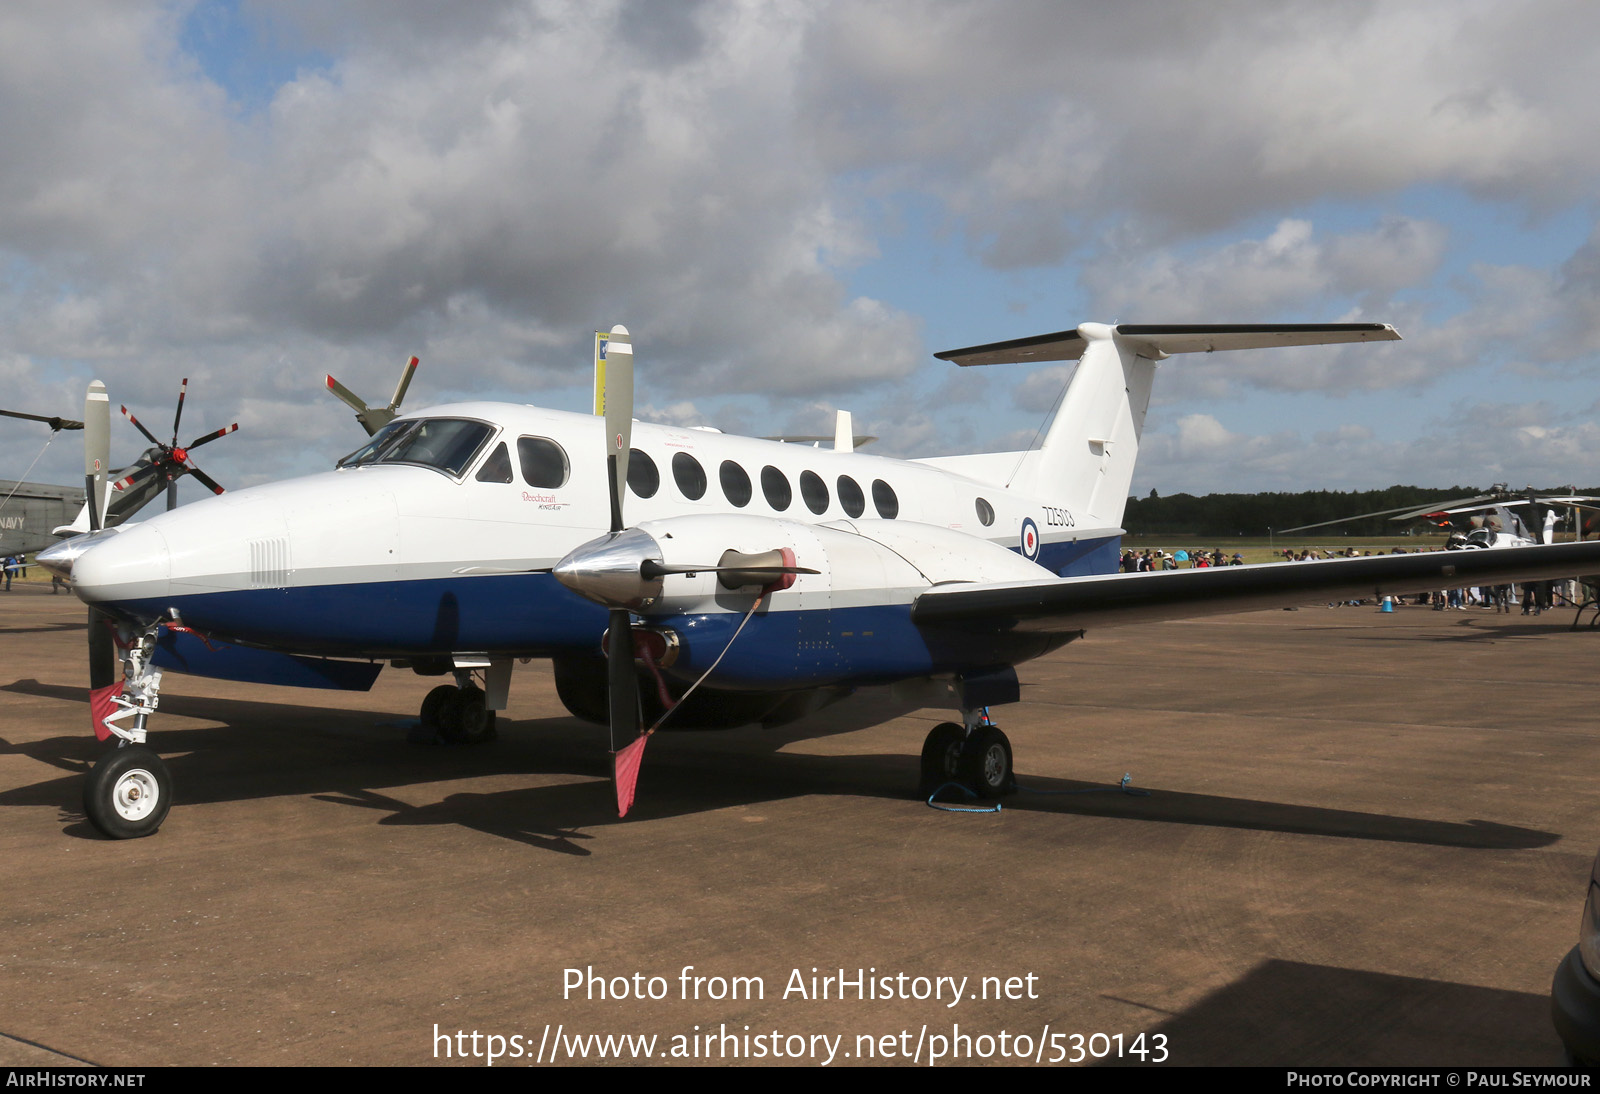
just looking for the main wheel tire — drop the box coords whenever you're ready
[83,745,172,839]
[441,684,496,744]
[420,685,456,732]
[919,722,967,794]
[958,726,1014,798]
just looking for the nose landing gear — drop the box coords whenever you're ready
[84,744,173,839]
[84,620,172,839]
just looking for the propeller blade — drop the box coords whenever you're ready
[120,404,164,449]
[185,422,239,450]
[603,325,633,534]
[185,463,226,496]
[87,607,121,741]
[1278,495,1497,534]
[639,560,820,581]
[325,374,370,416]
[388,356,419,412]
[606,606,640,750]
[0,408,83,430]
[85,381,109,532]
[171,377,187,445]
[112,462,161,494]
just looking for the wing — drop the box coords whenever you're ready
[912,542,1600,634]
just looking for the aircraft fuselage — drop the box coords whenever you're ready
[66,401,1111,687]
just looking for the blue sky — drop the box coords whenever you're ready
[3,0,1600,499]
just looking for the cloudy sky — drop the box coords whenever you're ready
[3,0,1599,501]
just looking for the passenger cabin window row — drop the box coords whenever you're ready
[632,448,903,520]
[451,433,994,528]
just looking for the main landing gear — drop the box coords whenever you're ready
[919,709,1015,799]
[416,671,498,745]
[84,621,172,839]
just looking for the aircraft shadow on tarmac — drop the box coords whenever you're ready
[0,621,89,636]
[0,678,1558,853]
[1096,959,1556,1067]
[1303,618,1594,643]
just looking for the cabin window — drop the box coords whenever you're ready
[376,418,494,477]
[872,479,899,519]
[475,442,514,484]
[975,497,995,526]
[800,470,829,515]
[518,436,570,488]
[720,461,752,507]
[672,452,706,500]
[627,449,660,498]
[760,466,792,511]
[837,475,865,518]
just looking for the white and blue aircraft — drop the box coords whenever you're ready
[41,322,1600,838]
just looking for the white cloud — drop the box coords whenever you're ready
[1134,400,1600,496]
[4,1,1600,493]
[1085,217,1450,321]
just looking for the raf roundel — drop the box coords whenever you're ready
[1020,517,1040,561]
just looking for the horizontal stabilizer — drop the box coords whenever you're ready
[936,323,1399,367]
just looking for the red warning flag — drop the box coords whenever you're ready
[613,733,651,818]
[89,682,123,741]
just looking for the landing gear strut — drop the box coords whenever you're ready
[416,672,498,744]
[85,620,171,839]
[918,709,1014,799]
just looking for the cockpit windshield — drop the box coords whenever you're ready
[337,420,411,468]
[336,418,495,477]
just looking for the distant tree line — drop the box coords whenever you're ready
[1123,486,1599,538]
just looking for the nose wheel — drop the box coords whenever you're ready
[83,744,172,839]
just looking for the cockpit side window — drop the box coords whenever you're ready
[378,418,494,477]
[518,436,570,488]
[337,419,414,468]
[474,441,514,484]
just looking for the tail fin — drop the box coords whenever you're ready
[936,322,1399,526]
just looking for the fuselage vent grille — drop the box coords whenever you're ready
[249,537,290,588]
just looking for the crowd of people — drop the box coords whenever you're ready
[1120,548,1245,571]
[1120,542,1575,613]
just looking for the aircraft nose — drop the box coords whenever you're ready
[70,522,172,605]
[36,530,122,581]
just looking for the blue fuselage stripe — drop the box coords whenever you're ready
[107,534,1119,686]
